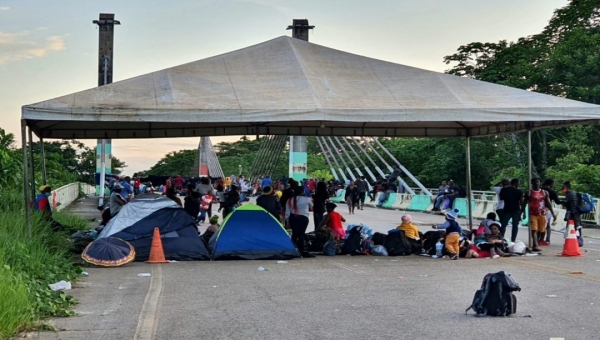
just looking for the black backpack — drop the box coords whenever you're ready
[466,271,521,316]
[372,232,387,246]
[341,226,365,256]
[384,230,413,256]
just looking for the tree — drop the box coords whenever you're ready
[146,149,197,177]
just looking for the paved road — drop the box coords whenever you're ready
[32,197,600,340]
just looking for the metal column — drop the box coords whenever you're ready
[93,13,120,197]
[287,19,314,181]
[527,128,533,248]
[40,137,47,185]
[27,127,35,200]
[466,137,473,230]
[21,121,32,238]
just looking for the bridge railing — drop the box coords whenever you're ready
[408,187,600,225]
[50,182,96,212]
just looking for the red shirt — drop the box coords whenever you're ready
[528,189,547,215]
[174,177,183,188]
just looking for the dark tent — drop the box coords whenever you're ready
[99,194,210,261]
[209,204,299,260]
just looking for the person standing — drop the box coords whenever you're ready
[109,183,127,217]
[285,186,314,258]
[499,178,523,242]
[184,187,201,221]
[256,186,282,220]
[221,184,240,218]
[174,175,184,192]
[562,181,583,237]
[133,173,141,196]
[540,179,563,245]
[355,176,368,210]
[344,182,359,214]
[119,176,134,201]
[312,181,330,229]
[522,178,555,252]
[198,190,214,223]
[493,179,510,222]
[196,177,214,217]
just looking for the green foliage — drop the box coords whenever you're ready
[0,189,85,338]
[146,149,197,177]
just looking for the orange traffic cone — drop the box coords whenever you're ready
[145,227,168,263]
[559,220,581,257]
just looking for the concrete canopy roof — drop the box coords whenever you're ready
[22,36,600,139]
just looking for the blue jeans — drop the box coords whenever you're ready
[198,209,207,222]
[434,195,444,209]
[500,210,521,242]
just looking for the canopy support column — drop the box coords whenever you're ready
[21,121,32,239]
[40,137,47,185]
[27,127,35,200]
[466,136,473,230]
[99,139,107,206]
[527,127,533,249]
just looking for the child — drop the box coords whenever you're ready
[318,202,346,239]
[475,222,509,258]
[432,208,462,260]
[202,215,220,245]
[397,214,422,253]
[198,189,214,223]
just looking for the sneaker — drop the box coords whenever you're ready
[492,254,500,259]
[450,254,458,260]
[538,241,550,246]
[532,247,542,252]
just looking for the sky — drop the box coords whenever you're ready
[0,0,568,173]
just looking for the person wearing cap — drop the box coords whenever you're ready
[256,186,282,220]
[432,209,462,260]
[201,215,221,244]
[317,202,346,239]
[397,214,420,241]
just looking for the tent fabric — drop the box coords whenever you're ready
[209,204,299,260]
[99,194,210,261]
[22,36,600,139]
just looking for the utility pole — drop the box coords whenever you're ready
[93,13,120,204]
[286,19,314,181]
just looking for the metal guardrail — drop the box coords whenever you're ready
[410,187,599,225]
[50,182,95,212]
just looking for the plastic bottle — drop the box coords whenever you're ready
[435,240,443,257]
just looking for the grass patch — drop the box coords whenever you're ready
[0,189,89,339]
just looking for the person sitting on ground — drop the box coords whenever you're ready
[165,187,182,207]
[109,183,127,218]
[34,185,65,231]
[318,202,347,240]
[458,237,479,258]
[256,186,282,220]
[474,222,509,258]
[431,208,462,260]
[397,214,422,253]
[201,215,220,245]
[477,212,498,236]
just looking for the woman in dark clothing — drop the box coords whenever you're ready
[221,184,240,218]
[312,181,329,229]
[256,186,282,220]
[344,182,359,214]
[279,179,299,224]
[183,185,201,220]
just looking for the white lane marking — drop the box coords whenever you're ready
[134,265,164,340]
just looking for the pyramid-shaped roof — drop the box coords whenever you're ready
[22,36,600,138]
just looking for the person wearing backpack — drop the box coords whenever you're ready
[522,178,556,252]
[431,208,462,260]
[561,181,583,237]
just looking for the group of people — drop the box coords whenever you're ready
[494,177,583,252]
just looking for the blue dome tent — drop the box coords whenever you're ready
[209,205,299,260]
